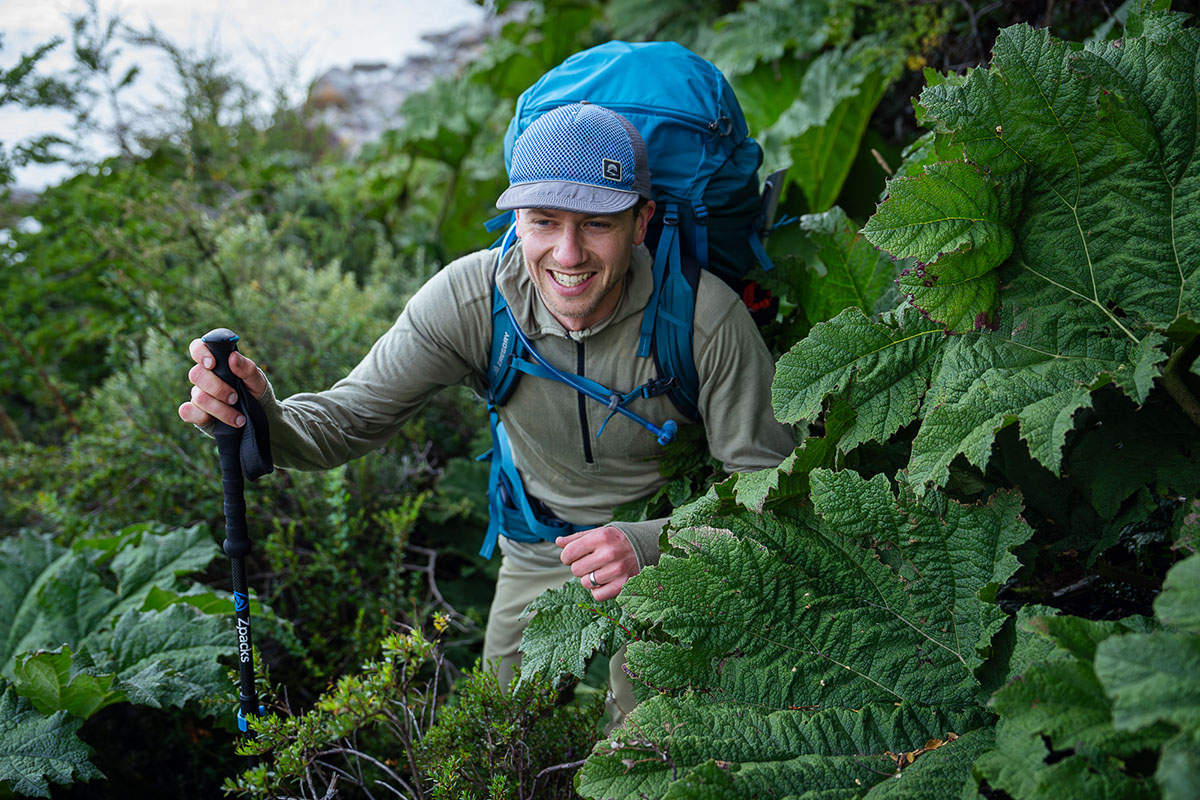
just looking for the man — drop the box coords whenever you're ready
[180,103,793,713]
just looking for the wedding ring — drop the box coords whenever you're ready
[588,570,599,588]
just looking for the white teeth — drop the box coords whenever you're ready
[552,271,593,287]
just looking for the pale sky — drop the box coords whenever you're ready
[0,0,487,187]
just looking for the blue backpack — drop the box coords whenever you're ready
[477,41,784,558]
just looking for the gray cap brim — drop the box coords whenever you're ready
[495,180,639,214]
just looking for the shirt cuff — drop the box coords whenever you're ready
[608,518,668,569]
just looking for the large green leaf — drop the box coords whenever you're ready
[86,604,230,710]
[518,580,632,683]
[726,397,854,514]
[795,17,1200,491]
[914,21,1199,333]
[908,302,1139,487]
[1095,630,1200,732]
[578,695,993,800]
[10,647,118,719]
[1154,550,1200,633]
[1094,554,1200,733]
[706,0,846,78]
[0,534,67,664]
[1158,730,1200,800]
[619,471,1030,709]
[772,305,948,448]
[765,38,902,212]
[862,160,1013,332]
[108,523,218,613]
[976,717,1159,800]
[794,206,902,326]
[0,685,102,798]
[575,472,1029,796]
[1,525,218,672]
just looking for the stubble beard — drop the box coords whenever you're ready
[528,254,624,327]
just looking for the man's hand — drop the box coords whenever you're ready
[178,338,267,429]
[557,526,640,602]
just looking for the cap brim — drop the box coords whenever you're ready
[496,180,638,214]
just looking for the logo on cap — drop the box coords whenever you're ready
[602,158,622,182]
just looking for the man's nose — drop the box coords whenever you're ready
[553,226,585,267]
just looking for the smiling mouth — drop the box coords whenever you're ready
[551,270,595,288]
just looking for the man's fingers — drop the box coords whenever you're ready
[178,401,211,426]
[229,351,267,398]
[188,338,215,368]
[185,384,245,428]
[559,526,619,565]
[555,530,587,548]
[587,576,627,602]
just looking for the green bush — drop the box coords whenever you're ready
[523,8,1200,799]
[222,619,603,800]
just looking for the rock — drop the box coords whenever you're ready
[306,4,529,155]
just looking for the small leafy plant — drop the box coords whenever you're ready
[223,615,604,800]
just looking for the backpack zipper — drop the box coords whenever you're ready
[576,341,595,465]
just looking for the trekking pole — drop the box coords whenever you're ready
[201,328,273,753]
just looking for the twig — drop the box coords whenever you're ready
[524,759,588,800]
[0,402,21,442]
[320,747,417,799]
[871,149,893,177]
[372,780,407,799]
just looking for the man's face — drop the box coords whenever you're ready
[515,202,655,332]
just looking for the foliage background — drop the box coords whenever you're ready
[1,1,1196,798]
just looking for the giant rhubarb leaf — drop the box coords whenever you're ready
[788,16,1200,489]
[518,580,633,683]
[794,206,902,326]
[578,696,994,800]
[910,20,1199,332]
[0,686,102,798]
[1095,552,1200,732]
[573,471,1029,796]
[773,305,948,449]
[862,160,1013,333]
[1,524,218,671]
[1,526,233,718]
[766,38,902,213]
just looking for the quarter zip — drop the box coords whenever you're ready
[576,342,595,465]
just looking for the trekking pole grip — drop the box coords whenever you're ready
[201,328,252,560]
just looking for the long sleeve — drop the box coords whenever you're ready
[259,250,495,470]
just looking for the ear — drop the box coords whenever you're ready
[632,200,656,246]
[513,208,523,239]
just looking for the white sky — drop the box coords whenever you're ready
[0,0,487,187]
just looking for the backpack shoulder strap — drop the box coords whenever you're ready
[641,202,702,422]
[487,225,524,407]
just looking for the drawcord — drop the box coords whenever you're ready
[503,304,677,445]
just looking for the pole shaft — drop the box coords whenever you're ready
[215,426,259,737]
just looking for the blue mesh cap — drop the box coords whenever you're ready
[496,103,652,214]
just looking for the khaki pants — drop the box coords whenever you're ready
[483,555,637,729]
